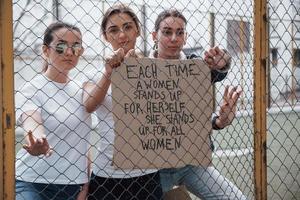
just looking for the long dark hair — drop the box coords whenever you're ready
[154,9,187,32]
[101,4,140,36]
[42,22,81,72]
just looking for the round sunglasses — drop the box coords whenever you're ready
[50,42,83,56]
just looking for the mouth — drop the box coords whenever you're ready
[119,41,129,47]
[63,59,73,63]
[168,46,180,50]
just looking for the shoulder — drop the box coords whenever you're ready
[18,74,46,92]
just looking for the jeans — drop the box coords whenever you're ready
[16,180,83,200]
[159,165,248,200]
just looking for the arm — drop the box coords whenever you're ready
[83,48,137,113]
[76,149,92,200]
[83,71,112,113]
[21,110,52,157]
[83,48,126,113]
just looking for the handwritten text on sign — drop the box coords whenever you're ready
[112,58,213,169]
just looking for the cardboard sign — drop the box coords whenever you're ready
[112,57,213,169]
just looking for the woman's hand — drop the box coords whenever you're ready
[204,46,231,70]
[76,183,89,200]
[23,130,53,157]
[125,49,138,58]
[216,86,242,129]
[104,48,125,77]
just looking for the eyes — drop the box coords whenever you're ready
[52,42,83,56]
[106,23,136,36]
[161,29,185,37]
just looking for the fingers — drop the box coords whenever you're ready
[125,49,137,58]
[228,86,236,99]
[204,47,224,67]
[204,51,214,66]
[23,135,52,157]
[27,130,35,145]
[222,85,243,108]
[213,46,223,55]
[42,137,53,157]
[45,147,53,157]
[218,85,243,128]
[105,48,125,68]
[23,144,30,151]
[232,87,242,103]
[204,46,231,70]
[223,85,229,99]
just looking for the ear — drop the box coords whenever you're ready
[183,32,188,45]
[42,45,50,58]
[75,47,84,57]
[103,32,108,42]
[136,28,141,37]
[152,31,157,42]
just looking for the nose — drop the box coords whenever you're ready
[118,29,127,39]
[171,32,177,42]
[65,47,74,56]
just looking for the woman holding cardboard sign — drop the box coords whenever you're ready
[151,9,248,200]
[82,3,245,200]
[83,4,163,200]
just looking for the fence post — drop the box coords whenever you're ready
[253,0,268,199]
[0,1,3,197]
[0,0,15,199]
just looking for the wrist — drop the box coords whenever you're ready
[103,70,112,80]
[212,115,224,130]
[215,49,231,72]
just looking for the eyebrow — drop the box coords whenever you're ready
[161,27,185,31]
[57,39,67,43]
[106,21,135,30]
[56,39,80,44]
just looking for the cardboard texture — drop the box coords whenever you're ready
[112,57,213,169]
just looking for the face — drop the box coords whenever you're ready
[152,16,187,59]
[104,13,140,54]
[43,27,83,72]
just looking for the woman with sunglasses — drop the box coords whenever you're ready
[151,9,248,200]
[15,22,91,200]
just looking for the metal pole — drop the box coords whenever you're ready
[53,0,60,21]
[142,4,147,55]
[209,12,216,110]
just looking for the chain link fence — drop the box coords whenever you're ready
[11,0,299,199]
[266,0,300,199]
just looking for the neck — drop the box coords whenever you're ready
[44,66,70,83]
[156,50,180,59]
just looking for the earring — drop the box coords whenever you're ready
[152,41,158,50]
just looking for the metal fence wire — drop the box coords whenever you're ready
[11,0,299,199]
[267,0,300,199]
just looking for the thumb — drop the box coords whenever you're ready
[125,49,136,58]
[116,48,125,57]
[23,144,30,151]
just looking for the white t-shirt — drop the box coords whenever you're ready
[88,70,157,178]
[15,74,92,184]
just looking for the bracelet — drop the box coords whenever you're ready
[212,115,223,130]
